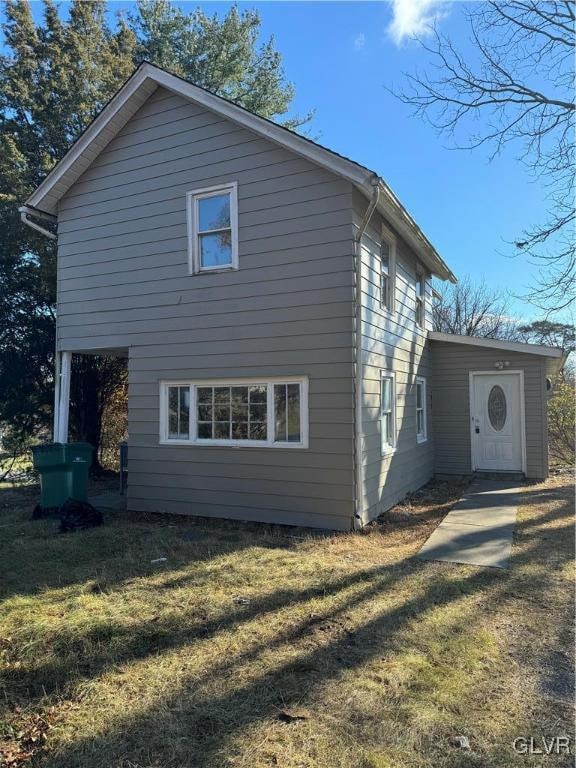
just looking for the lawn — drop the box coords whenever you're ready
[0,475,573,768]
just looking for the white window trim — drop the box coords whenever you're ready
[380,224,397,315]
[416,376,428,443]
[380,370,397,455]
[186,182,239,275]
[159,376,309,449]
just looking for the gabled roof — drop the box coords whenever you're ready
[25,61,456,282]
[429,331,564,358]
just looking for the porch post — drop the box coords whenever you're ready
[56,351,72,443]
[53,350,61,442]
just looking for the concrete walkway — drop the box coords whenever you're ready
[418,478,522,569]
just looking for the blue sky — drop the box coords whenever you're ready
[2,1,561,321]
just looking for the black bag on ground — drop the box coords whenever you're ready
[59,498,103,532]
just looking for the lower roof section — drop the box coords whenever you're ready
[428,331,563,359]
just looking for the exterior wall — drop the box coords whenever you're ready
[56,86,356,530]
[431,341,549,479]
[354,190,435,524]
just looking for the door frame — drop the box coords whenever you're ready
[468,370,527,474]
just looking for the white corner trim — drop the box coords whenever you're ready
[429,331,563,358]
[186,182,238,275]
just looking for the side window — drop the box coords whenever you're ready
[416,273,426,328]
[416,376,427,443]
[380,228,396,313]
[380,371,396,454]
[187,183,238,274]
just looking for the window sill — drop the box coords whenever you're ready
[192,264,237,275]
[416,435,428,444]
[159,439,308,449]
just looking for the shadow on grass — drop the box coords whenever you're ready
[2,482,568,767]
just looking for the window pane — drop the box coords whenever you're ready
[417,410,424,434]
[199,232,232,268]
[287,383,301,442]
[250,422,267,440]
[214,404,230,422]
[232,386,249,404]
[180,388,190,436]
[249,385,267,403]
[197,387,212,404]
[168,387,179,437]
[168,386,189,439]
[232,402,248,421]
[214,422,230,439]
[232,422,248,439]
[214,387,230,403]
[250,403,267,422]
[382,412,390,447]
[416,382,423,409]
[198,422,213,439]
[198,193,230,232]
[381,240,390,270]
[274,384,287,442]
[381,377,391,412]
[382,274,389,308]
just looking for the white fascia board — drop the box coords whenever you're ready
[429,331,563,358]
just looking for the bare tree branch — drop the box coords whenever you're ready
[395,1,576,315]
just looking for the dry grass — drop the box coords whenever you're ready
[0,475,573,768]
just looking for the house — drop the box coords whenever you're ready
[21,62,563,531]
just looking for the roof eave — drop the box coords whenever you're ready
[428,331,564,358]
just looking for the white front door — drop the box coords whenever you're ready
[471,373,524,472]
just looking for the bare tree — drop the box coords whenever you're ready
[397,1,575,313]
[433,276,520,338]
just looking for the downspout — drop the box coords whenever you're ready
[18,205,57,240]
[352,175,380,531]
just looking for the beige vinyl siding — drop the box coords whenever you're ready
[354,190,435,524]
[56,86,356,530]
[430,340,549,479]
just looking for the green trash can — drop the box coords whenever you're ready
[32,442,93,513]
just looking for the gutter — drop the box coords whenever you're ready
[18,205,57,240]
[352,174,380,531]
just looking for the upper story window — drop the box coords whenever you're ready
[160,377,308,448]
[380,227,396,313]
[187,183,238,274]
[416,273,426,327]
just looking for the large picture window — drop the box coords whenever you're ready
[160,377,308,448]
[187,183,238,274]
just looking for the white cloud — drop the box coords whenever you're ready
[387,0,451,45]
[353,32,366,51]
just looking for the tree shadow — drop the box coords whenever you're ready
[15,492,573,767]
